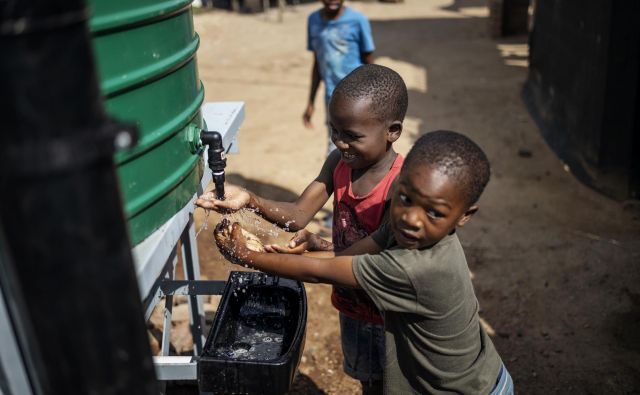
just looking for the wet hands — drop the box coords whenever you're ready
[196,184,250,212]
[214,219,252,265]
[214,219,247,264]
[264,229,332,254]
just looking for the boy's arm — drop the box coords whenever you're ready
[218,222,359,287]
[362,52,374,64]
[197,138,339,230]
[267,230,382,256]
[359,16,375,64]
[339,234,383,256]
[303,55,322,129]
[240,150,341,230]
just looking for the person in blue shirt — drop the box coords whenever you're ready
[303,0,376,156]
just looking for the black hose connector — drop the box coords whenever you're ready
[200,130,226,200]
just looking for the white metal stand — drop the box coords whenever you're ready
[131,101,245,384]
[0,285,32,395]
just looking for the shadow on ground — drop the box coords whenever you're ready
[287,373,327,394]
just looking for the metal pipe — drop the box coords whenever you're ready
[200,130,227,200]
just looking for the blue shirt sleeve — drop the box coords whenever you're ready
[307,14,314,51]
[359,16,375,54]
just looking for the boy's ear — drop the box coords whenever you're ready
[386,121,403,143]
[456,205,478,227]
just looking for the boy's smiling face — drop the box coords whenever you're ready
[390,163,477,249]
[329,95,400,170]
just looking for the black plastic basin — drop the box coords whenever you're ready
[198,271,307,394]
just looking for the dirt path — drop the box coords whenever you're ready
[190,1,640,393]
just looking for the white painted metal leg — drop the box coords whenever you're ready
[160,256,177,357]
[0,288,32,395]
[181,214,206,355]
[153,356,197,381]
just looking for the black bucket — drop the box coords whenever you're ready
[198,271,307,394]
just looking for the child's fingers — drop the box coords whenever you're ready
[265,244,295,254]
[201,191,216,200]
[195,198,218,209]
[289,231,308,248]
[196,193,230,211]
[230,222,243,238]
[213,218,229,238]
[271,243,307,254]
[216,200,242,212]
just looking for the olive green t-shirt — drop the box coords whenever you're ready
[352,223,502,394]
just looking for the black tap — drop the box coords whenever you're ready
[200,130,226,200]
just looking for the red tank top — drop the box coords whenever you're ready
[331,154,404,324]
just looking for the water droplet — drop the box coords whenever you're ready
[195,209,211,239]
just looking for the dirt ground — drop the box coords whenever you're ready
[168,1,640,393]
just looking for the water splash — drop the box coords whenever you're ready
[211,291,289,361]
[224,208,289,244]
[195,209,211,239]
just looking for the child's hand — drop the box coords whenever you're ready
[302,104,314,129]
[213,219,251,264]
[264,229,333,254]
[196,185,250,212]
[264,243,306,254]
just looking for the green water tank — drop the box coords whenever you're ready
[87,0,204,245]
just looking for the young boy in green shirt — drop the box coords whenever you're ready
[213,130,514,394]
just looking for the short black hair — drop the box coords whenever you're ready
[331,64,408,122]
[403,130,491,206]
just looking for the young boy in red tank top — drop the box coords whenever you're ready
[197,64,408,394]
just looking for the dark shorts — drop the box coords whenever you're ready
[339,313,385,382]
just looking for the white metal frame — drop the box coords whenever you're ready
[0,287,32,395]
[131,101,245,382]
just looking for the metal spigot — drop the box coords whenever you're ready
[200,130,226,200]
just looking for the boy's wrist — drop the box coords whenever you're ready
[245,250,275,272]
[310,234,333,251]
[246,191,260,211]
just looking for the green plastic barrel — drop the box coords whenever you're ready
[87,0,204,245]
